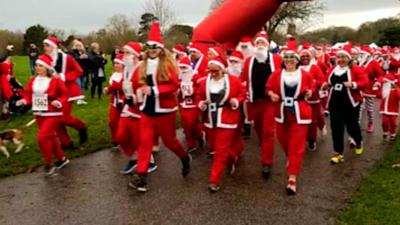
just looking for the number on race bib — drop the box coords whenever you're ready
[32,94,49,111]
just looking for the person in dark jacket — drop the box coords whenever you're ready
[88,42,107,99]
[71,40,91,104]
[28,43,39,75]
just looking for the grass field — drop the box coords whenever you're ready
[0,56,113,177]
[338,139,400,225]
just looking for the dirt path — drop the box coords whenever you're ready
[0,104,390,225]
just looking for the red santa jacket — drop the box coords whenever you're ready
[197,74,245,129]
[192,55,208,80]
[389,56,400,75]
[300,63,325,104]
[54,52,83,102]
[0,61,13,100]
[241,53,282,103]
[361,59,384,97]
[107,72,125,108]
[118,65,140,118]
[23,76,68,117]
[132,63,179,114]
[326,65,369,107]
[266,69,313,125]
[376,73,400,115]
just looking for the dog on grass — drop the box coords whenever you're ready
[0,129,24,158]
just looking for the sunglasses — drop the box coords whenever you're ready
[283,55,297,60]
[145,44,160,50]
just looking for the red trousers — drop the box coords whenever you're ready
[36,116,65,164]
[136,113,187,174]
[308,103,326,142]
[208,128,237,184]
[320,96,329,112]
[382,114,398,135]
[276,111,308,176]
[57,101,86,146]
[180,107,202,148]
[109,106,122,143]
[251,100,275,166]
[115,117,140,157]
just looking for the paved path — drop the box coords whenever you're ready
[0,104,391,225]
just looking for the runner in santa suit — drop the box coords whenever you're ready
[266,45,313,195]
[197,56,245,192]
[177,56,205,153]
[226,51,246,154]
[129,22,191,192]
[116,42,158,175]
[234,40,255,138]
[321,44,368,164]
[374,73,400,141]
[241,31,282,179]
[42,37,87,149]
[188,43,209,83]
[16,54,70,176]
[358,46,384,133]
[104,54,125,148]
[298,43,326,151]
[388,48,400,76]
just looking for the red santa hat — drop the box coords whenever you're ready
[173,44,186,55]
[229,51,244,62]
[360,46,372,56]
[36,54,54,70]
[254,31,269,44]
[282,43,300,60]
[188,42,204,54]
[299,42,314,56]
[113,54,125,66]
[208,56,227,70]
[238,37,254,46]
[123,42,141,57]
[383,73,398,83]
[43,37,59,49]
[178,56,192,69]
[147,22,164,48]
[208,46,224,57]
[337,44,353,59]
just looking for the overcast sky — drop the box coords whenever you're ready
[0,0,399,34]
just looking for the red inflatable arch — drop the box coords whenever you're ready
[192,0,305,50]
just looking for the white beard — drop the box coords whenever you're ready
[382,82,392,99]
[50,49,58,65]
[179,68,194,82]
[254,48,269,63]
[393,53,400,61]
[227,64,242,77]
[382,61,390,71]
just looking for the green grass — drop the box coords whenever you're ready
[338,140,400,225]
[0,56,113,177]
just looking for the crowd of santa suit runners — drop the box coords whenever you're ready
[2,21,400,195]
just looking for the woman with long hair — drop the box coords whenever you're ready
[129,22,191,192]
[16,54,70,176]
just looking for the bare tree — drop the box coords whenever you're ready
[266,1,325,36]
[143,0,176,30]
[210,0,226,11]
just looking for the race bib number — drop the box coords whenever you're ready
[123,81,133,97]
[181,82,193,97]
[32,94,48,111]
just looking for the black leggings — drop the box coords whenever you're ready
[329,105,362,154]
[91,77,103,99]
